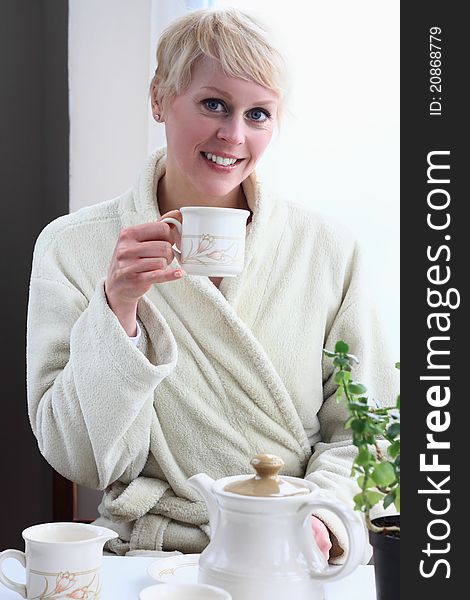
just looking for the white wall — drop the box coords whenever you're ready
[69,0,152,211]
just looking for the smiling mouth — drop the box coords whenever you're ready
[200,152,245,167]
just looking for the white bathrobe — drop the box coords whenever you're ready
[27,148,397,562]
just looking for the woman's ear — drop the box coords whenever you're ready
[150,78,164,123]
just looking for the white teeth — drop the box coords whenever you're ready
[204,152,237,166]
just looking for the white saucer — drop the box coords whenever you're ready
[147,554,200,583]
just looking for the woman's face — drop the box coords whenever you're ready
[160,56,279,201]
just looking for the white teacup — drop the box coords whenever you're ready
[140,583,232,600]
[161,206,250,277]
[0,522,117,599]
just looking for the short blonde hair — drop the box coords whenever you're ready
[151,8,287,116]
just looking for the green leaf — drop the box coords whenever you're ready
[394,486,400,512]
[323,349,336,358]
[389,440,400,459]
[365,424,385,440]
[351,419,366,434]
[346,353,360,364]
[356,475,365,489]
[383,489,396,509]
[347,382,367,395]
[353,493,366,512]
[366,490,384,508]
[396,394,400,409]
[349,401,369,412]
[334,371,347,384]
[395,362,400,370]
[371,462,396,486]
[387,423,400,439]
[356,447,372,466]
[335,341,349,353]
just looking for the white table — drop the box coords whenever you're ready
[0,556,376,599]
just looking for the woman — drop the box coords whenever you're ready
[27,9,396,563]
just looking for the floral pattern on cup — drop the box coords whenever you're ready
[183,234,243,266]
[30,569,101,600]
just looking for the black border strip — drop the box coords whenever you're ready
[401,3,466,596]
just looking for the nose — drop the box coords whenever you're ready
[216,116,245,145]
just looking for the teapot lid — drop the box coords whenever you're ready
[223,454,310,498]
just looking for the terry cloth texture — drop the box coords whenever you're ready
[27,148,398,564]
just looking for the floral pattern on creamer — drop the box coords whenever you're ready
[29,569,101,599]
[182,234,244,266]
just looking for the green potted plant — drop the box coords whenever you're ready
[323,341,400,600]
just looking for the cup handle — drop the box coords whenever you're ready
[0,549,27,598]
[300,496,366,583]
[160,217,182,263]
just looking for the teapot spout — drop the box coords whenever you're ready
[188,473,219,537]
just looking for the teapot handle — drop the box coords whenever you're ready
[301,497,366,583]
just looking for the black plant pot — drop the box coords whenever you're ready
[368,515,400,600]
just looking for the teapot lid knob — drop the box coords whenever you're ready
[223,454,310,497]
[250,454,284,478]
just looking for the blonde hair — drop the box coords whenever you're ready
[151,8,287,117]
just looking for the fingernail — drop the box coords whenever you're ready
[175,270,184,278]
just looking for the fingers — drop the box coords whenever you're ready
[106,219,185,308]
[158,209,182,223]
[125,240,174,262]
[310,516,332,561]
[122,257,171,274]
[317,536,332,560]
[142,268,185,284]
[128,221,177,243]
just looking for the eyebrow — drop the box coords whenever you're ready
[200,86,277,106]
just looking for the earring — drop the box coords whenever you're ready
[154,113,161,122]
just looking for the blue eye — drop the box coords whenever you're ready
[203,99,225,112]
[247,108,270,122]
[202,98,271,123]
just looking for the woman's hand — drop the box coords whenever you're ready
[310,516,332,561]
[105,211,183,335]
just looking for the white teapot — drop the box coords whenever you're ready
[188,454,365,600]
